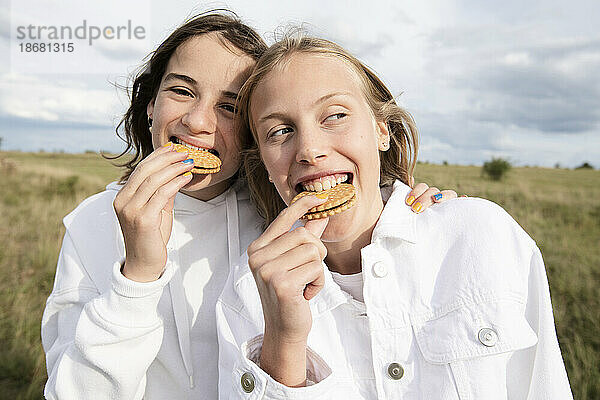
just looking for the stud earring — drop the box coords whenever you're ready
[268,175,273,183]
[381,141,390,151]
[148,116,153,132]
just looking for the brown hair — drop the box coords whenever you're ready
[238,35,419,226]
[105,10,267,183]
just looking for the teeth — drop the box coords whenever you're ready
[301,174,349,192]
[173,137,210,152]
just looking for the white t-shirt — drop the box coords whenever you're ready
[330,271,364,302]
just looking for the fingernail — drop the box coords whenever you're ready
[433,193,443,201]
[314,192,329,199]
[412,202,422,213]
[183,172,192,177]
[406,195,415,205]
[163,142,172,148]
[182,158,194,164]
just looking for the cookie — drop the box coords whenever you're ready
[291,183,356,220]
[172,143,221,174]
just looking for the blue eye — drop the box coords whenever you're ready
[270,126,294,138]
[325,112,346,121]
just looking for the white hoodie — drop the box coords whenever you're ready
[42,180,263,399]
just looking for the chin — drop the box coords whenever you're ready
[320,208,359,243]
[183,173,211,188]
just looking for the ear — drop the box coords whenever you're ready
[146,99,155,120]
[376,120,390,151]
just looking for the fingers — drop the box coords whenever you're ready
[250,195,328,252]
[250,227,327,270]
[405,182,429,206]
[144,172,193,217]
[409,186,440,213]
[432,190,458,203]
[303,217,329,239]
[289,261,325,301]
[128,159,194,211]
[260,259,325,303]
[410,187,459,213]
[116,145,190,205]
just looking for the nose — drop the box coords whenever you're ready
[295,126,327,164]
[181,101,217,134]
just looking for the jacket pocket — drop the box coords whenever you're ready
[412,298,538,400]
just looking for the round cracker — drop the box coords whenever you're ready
[291,183,356,219]
[304,194,356,220]
[172,143,222,170]
[191,166,221,174]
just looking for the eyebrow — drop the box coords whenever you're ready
[163,73,197,85]
[163,73,240,100]
[222,91,239,100]
[258,91,353,123]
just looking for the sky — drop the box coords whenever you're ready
[0,0,598,168]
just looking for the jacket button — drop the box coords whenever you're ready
[387,362,404,380]
[478,328,498,347]
[372,262,388,278]
[241,372,255,393]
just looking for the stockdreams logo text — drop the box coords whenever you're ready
[15,20,146,45]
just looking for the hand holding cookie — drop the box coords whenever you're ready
[247,194,329,386]
[114,143,195,282]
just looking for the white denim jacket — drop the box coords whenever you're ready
[217,181,573,399]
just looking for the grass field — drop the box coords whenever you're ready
[0,151,598,399]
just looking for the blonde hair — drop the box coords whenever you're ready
[237,35,419,226]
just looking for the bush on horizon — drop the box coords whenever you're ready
[482,157,511,181]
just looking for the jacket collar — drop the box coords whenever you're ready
[371,180,418,244]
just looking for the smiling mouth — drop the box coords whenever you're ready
[294,172,353,194]
[170,136,220,158]
[291,174,357,220]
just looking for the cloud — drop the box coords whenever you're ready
[0,6,10,40]
[423,22,600,134]
[1,0,597,168]
[0,73,121,128]
[0,114,111,130]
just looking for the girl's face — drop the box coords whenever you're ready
[148,33,255,200]
[250,53,389,243]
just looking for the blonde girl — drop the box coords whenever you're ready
[215,36,573,399]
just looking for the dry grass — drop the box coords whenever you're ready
[0,153,598,399]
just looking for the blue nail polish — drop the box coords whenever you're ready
[182,158,194,164]
[433,193,443,201]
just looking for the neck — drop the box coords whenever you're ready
[324,211,381,275]
[179,177,234,201]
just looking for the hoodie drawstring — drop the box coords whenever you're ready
[169,187,240,390]
[170,259,194,388]
[225,188,240,275]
